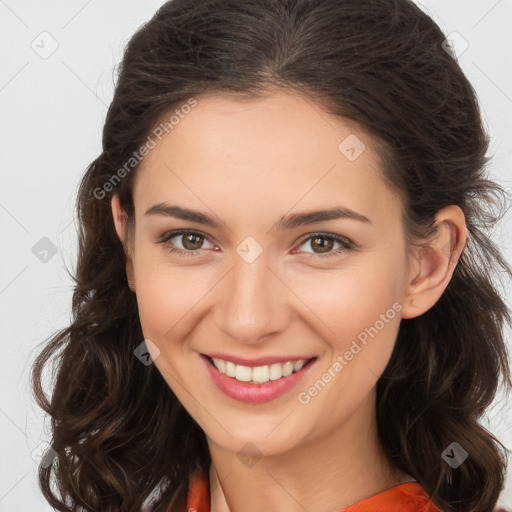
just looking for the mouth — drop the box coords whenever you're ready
[201,354,318,404]
[204,355,317,384]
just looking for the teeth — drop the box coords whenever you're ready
[252,365,270,384]
[269,363,282,381]
[225,360,236,377]
[216,359,226,373]
[212,357,309,384]
[282,361,294,377]
[294,360,305,371]
[235,365,252,382]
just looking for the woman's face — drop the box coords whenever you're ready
[116,91,415,457]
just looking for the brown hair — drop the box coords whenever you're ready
[31,0,511,510]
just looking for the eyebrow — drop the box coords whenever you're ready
[144,203,372,230]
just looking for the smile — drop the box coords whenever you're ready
[202,354,317,404]
[210,357,310,384]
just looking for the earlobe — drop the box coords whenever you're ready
[126,260,136,292]
[401,206,467,319]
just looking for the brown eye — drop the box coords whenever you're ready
[310,236,334,254]
[296,233,353,258]
[181,233,204,250]
[158,230,215,256]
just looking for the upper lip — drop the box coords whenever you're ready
[203,353,316,367]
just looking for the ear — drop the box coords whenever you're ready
[111,194,136,292]
[401,205,468,319]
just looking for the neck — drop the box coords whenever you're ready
[207,390,410,512]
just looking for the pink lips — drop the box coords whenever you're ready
[201,354,317,404]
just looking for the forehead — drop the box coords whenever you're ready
[142,91,373,167]
[132,91,402,229]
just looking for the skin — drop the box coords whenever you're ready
[111,90,467,512]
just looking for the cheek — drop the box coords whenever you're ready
[132,253,212,343]
[134,236,406,359]
[285,254,405,350]
[291,263,403,430]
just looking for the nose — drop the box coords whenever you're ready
[214,251,291,346]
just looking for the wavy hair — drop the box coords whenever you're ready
[31,0,512,510]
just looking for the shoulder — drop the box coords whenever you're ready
[185,472,443,512]
[340,482,443,512]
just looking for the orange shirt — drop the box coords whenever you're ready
[185,469,443,512]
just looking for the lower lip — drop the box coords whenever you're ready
[202,355,317,404]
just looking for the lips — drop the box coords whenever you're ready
[201,354,317,404]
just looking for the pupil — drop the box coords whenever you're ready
[313,237,332,253]
[184,234,202,250]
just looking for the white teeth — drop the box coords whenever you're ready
[269,363,282,381]
[294,360,305,371]
[235,365,252,382]
[212,357,310,383]
[282,361,294,377]
[252,365,270,384]
[225,360,236,377]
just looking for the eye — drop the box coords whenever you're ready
[157,230,355,259]
[294,233,354,258]
[157,229,216,256]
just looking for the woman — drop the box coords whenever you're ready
[31,0,511,511]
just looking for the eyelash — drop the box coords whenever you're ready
[157,229,355,259]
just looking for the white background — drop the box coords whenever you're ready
[0,1,511,510]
